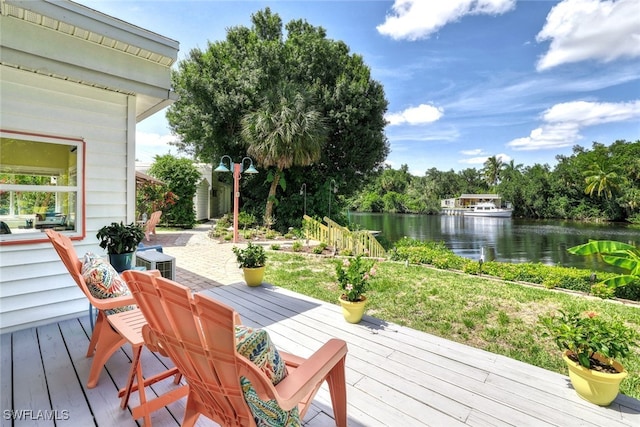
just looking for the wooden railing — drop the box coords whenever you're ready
[302,215,386,258]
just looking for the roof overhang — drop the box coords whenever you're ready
[0,0,179,121]
[136,171,164,186]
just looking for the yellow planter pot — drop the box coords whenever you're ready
[242,266,265,287]
[563,351,627,406]
[339,296,367,323]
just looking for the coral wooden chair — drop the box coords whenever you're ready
[144,210,162,241]
[122,270,349,427]
[45,229,134,388]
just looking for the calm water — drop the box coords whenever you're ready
[349,212,640,272]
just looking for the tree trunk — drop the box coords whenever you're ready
[264,169,281,228]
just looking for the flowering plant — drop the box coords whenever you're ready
[539,309,639,370]
[335,254,377,302]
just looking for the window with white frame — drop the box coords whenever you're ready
[0,130,84,243]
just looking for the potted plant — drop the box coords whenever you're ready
[539,309,639,406]
[233,242,267,286]
[96,222,145,272]
[335,254,377,323]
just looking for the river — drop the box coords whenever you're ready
[348,212,640,272]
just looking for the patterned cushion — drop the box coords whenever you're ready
[235,326,288,384]
[235,326,300,427]
[81,253,134,314]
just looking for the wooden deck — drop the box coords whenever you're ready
[2,282,639,426]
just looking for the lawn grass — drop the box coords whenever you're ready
[265,251,640,400]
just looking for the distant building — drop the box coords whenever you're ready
[441,194,508,214]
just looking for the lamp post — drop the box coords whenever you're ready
[328,179,337,253]
[328,179,337,220]
[300,183,307,217]
[214,155,258,243]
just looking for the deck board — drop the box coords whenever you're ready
[38,322,93,425]
[12,327,53,427]
[1,282,638,426]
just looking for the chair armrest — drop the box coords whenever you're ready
[89,294,136,311]
[280,351,305,369]
[274,339,348,411]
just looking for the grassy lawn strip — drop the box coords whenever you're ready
[265,251,640,400]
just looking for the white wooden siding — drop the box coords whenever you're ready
[0,66,132,333]
[194,179,210,221]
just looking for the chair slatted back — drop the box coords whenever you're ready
[45,229,93,301]
[144,210,162,241]
[122,270,348,427]
[123,270,254,426]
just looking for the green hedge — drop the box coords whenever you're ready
[390,238,639,302]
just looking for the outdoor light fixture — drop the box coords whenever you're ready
[300,183,307,217]
[328,179,338,252]
[328,179,338,220]
[214,155,258,243]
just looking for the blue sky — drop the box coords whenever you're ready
[80,0,640,175]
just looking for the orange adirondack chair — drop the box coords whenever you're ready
[122,270,349,427]
[45,229,134,388]
[144,210,162,241]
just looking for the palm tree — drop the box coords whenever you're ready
[483,155,503,188]
[583,161,623,200]
[500,160,523,181]
[241,83,328,226]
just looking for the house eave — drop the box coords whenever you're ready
[0,0,179,118]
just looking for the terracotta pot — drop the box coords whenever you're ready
[242,266,265,287]
[338,295,367,323]
[562,350,627,406]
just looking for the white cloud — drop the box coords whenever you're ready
[459,152,511,165]
[135,131,181,162]
[506,100,640,150]
[495,153,512,163]
[458,156,488,165]
[536,0,640,71]
[543,100,640,126]
[386,103,444,125]
[377,0,516,41]
[460,148,485,155]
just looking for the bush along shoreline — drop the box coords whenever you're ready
[389,238,640,303]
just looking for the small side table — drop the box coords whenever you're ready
[107,309,188,425]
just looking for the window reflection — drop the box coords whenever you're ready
[0,134,82,241]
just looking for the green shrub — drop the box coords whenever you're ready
[270,243,281,250]
[390,239,639,302]
[616,282,640,301]
[292,241,303,252]
[265,229,277,239]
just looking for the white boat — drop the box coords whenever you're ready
[464,202,512,218]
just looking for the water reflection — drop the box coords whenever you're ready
[349,212,640,272]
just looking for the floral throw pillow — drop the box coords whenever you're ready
[235,325,300,427]
[81,253,134,315]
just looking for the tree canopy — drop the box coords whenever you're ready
[167,8,388,230]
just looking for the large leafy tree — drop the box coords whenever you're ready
[167,8,388,230]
